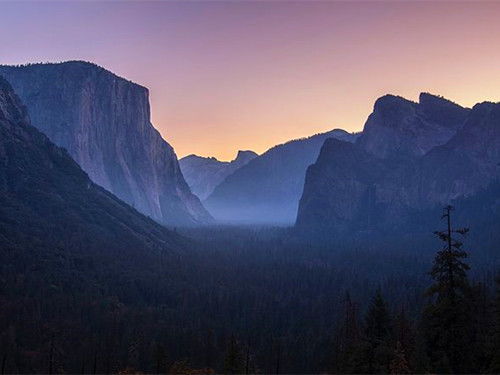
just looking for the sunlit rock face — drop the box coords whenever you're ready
[0,61,212,226]
[204,129,360,224]
[357,93,469,159]
[180,150,258,200]
[297,94,500,232]
[0,75,183,251]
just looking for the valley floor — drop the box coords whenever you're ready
[1,224,499,374]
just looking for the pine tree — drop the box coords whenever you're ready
[363,290,392,373]
[393,307,414,359]
[489,276,500,373]
[332,292,360,373]
[153,343,167,374]
[223,336,244,374]
[392,308,415,373]
[390,341,410,374]
[423,205,473,373]
[470,282,493,373]
[411,329,430,374]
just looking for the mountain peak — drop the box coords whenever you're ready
[234,150,258,163]
[373,94,415,113]
[0,63,212,225]
[418,92,467,111]
[358,92,469,158]
[0,61,148,92]
[180,150,257,201]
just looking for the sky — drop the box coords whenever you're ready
[1,1,499,161]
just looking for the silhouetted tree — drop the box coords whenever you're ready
[393,307,414,360]
[332,292,360,373]
[489,276,500,373]
[470,282,493,372]
[390,341,410,374]
[423,205,473,373]
[363,290,392,373]
[153,343,167,374]
[223,336,244,374]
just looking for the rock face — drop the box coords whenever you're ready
[0,75,183,253]
[296,93,500,232]
[179,150,258,200]
[0,61,212,226]
[357,93,469,159]
[204,129,359,224]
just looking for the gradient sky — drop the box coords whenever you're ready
[1,1,499,160]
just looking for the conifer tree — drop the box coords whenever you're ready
[488,276,500,373]
[469,282,493,372]
[223,336,244,374]
[393,308,414,359]
[153,343,167,374]
[363,290,392,373]
[411,329,430,374]
[332,292,360,373]
[390,342,410,374]
[423,205,473,373]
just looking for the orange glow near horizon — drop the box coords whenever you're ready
[1,1,499,161]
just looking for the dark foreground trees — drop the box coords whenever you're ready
[421,205,474,373]
[329,205,500,374]
[1,206,499,374]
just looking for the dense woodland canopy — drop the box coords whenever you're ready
[1,209,500,374]
[1,66,500,374]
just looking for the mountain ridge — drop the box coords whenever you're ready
[296,93,500,232]
[0,75,184,253]
[0,61,212,226]
[179,149,258,200]
[205,128,360,224]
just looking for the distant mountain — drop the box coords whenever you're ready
[204,129,360,224]
[296,93,500,232]
[180,150,258,200]
[357,93,469,159]
[0,61,212,226]
[0,75,183,256]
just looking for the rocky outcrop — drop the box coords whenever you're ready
[180,150,258,200]
[0,61,212,226]
[0,75,183,253]
[357,93,469,159]
[204,129,359,224]
[296,93,500,232]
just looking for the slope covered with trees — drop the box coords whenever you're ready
[1,77,499,374]
[205,129,359,224]
[297,93,500,234]
[0,62,212,226]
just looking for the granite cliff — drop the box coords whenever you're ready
[0,61,212,226]
[296,93,500,232]
[0,75,183,253]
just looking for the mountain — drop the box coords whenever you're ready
[296,93,500,232]
[204,129,359,224]
[0,75,184,257]
[357,93,469,159]
[180,150,258,200]
[0,61,212,226]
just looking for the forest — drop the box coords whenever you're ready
[1,204,500,374]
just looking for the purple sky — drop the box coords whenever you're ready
[1,1,499,160]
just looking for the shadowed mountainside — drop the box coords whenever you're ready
[0,75,184,259]
[205,129,359,224]
[180,150,258,200]
[296,93,500,233]
[0,61,212,226]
